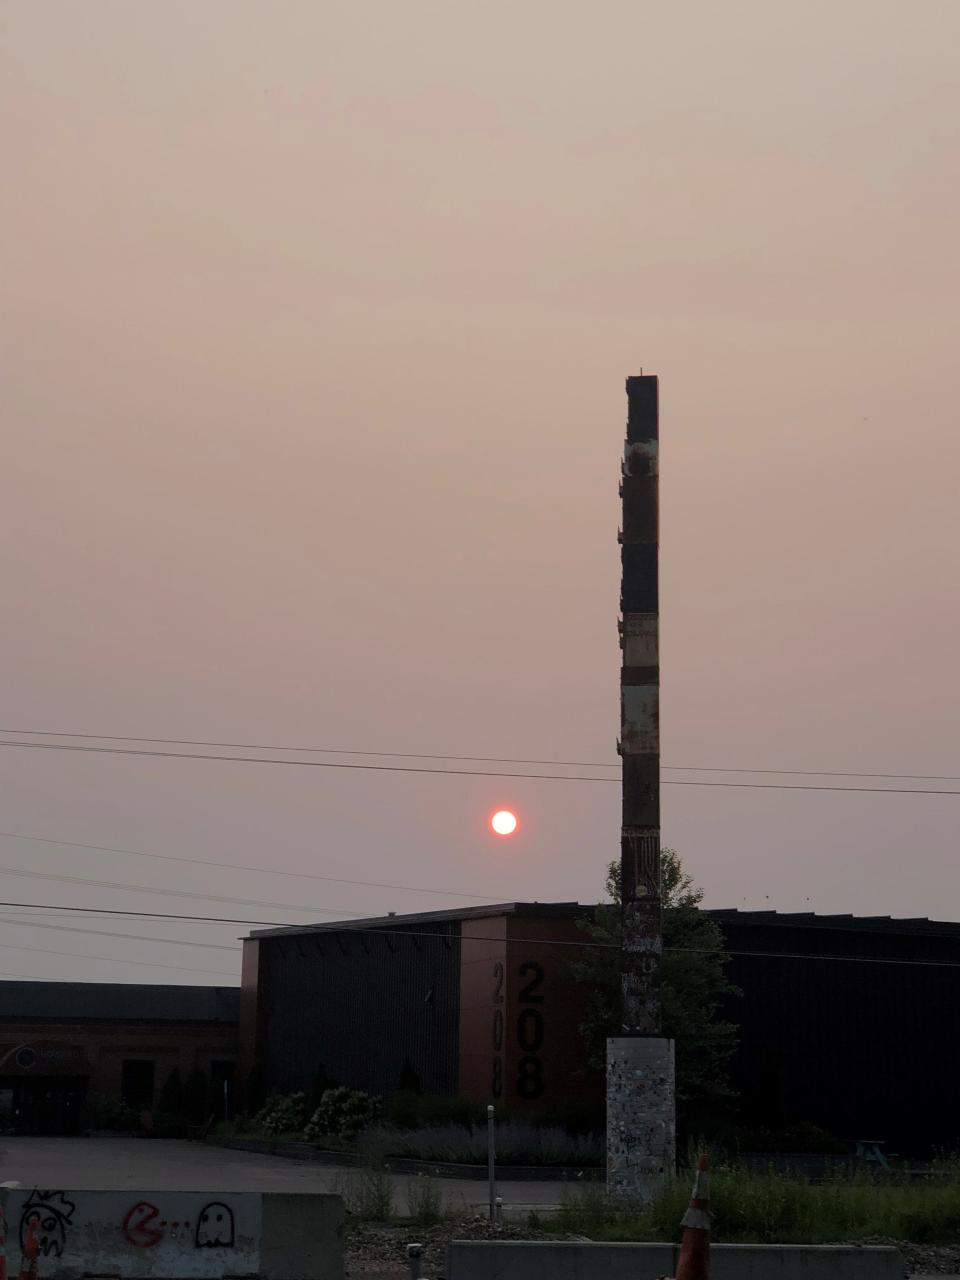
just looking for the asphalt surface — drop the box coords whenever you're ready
[0,1137,563,1213]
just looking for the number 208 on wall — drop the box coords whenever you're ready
[491,959,545,1102]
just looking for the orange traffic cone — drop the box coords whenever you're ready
[18,1219,39,1280]
[674,1153,711,1280]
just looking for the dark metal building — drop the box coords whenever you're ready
[242,905,960,1152]
[715,910,960,1152]
[240,905,599,1114]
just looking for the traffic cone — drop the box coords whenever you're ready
[18,1219,38,1280]
[674,1153,711,1280]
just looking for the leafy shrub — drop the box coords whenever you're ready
[305,1087,380,1140]
[255,1092,307,1136]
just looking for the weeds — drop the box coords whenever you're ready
[336,1147,396,1224]
[406,1174,443,1227]
[553,1164,960,1246]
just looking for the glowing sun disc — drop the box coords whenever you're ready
[491,809,518,837]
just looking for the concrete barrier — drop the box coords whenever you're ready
[446,1240,904,1279]
[0,1188,343,1280]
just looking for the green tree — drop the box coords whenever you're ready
[571,849,740,1122]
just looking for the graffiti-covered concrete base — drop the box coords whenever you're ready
[606,1035,675,1202]
[0,1187,344,1280]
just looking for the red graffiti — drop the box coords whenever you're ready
[122,1203,163,1249]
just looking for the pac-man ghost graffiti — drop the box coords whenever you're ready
[20,1190,76,1258]
[195,1202,235,1249]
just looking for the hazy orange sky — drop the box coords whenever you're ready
[2,1,959,983]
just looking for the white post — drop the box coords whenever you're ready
[486,1104,496,1223]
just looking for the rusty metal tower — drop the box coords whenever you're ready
[619,374,663,1033]
[607,373,675,1199]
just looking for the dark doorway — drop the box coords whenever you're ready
[0,1077,87,1134]
[121,1059,156,1108]
[209,1060,236,1119]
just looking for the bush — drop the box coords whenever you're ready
[254,1092,307,1136]
[306,1087,380,1141]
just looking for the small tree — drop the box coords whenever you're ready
[571,849,740,1125]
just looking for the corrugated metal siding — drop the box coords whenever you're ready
[259,923,461,1098]
[717,917,960,1151]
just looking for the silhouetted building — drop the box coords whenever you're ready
[241,905,960,1153]
[0,982,239,1134]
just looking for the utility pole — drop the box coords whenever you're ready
[607,374,676,1200]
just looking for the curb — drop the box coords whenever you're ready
[208,1137,602,1182]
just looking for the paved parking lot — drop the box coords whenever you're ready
[0,1137,562,1214]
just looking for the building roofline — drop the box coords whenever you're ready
[248,902,588,939]
[248,903,960,941]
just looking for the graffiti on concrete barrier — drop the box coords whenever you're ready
[121,1200,237,1251]
[20,1190,75,1258]
[1,1190,263,1278]
[195,1203,235,1249]
[122,1201,166,1249]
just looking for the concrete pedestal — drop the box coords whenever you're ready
[606,1036,675,1202]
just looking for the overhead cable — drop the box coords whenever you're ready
[4,726,959,783]
[2,738,960,794]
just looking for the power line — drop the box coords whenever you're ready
[5,726,960,784]
[0,897,958,970]
[672,945,960,970]
[0,972,82,983]
[3,737,960,794]
[0,830,506,902]
[668,780,960,795]
[0,863,363,919]
[0,727,617,770]
[0,738,617,779]
[668,765,960,782]
[0,939,235,978]
[0,914,239,952]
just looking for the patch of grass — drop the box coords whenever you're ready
[553,1165,960,1246]
[405,1174,444,1227]
[368,1121,602,1166]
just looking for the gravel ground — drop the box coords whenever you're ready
[346,1221,960,1279]
[346,1215,584,1278]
